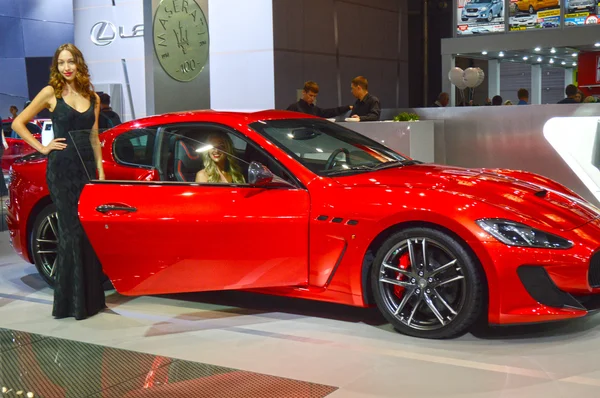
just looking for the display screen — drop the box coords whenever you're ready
[456,0,505,35]
[508,0,561,31]
[564,0,600,26]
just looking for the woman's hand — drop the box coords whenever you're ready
[40,138,67,155]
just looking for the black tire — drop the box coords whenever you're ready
[529,5,534,14]
[30,203,58,287]
[370,227,485,339]
[487,11,493,21]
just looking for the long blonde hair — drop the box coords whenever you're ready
[48,43,94,99]
[202,133,245,183]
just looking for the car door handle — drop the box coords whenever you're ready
[95,204,137,213]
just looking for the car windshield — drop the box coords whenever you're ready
[468,0,490,3]
[249,119,412,176]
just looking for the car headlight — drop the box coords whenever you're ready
[476,219,573,249]
[480,6,487,11]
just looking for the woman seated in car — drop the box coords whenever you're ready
[195,132,245,184]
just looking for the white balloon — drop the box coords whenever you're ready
[455,79,468,90]
[475,68,485,87]
[463,67,480,88]
[448,67,464,84]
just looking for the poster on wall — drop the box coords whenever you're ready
[456,0,505,36]
[564,0,600,26]
[508,0,561,31]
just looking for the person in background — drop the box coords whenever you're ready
[584,96,597,103]
[517,88,529,105]
[491,95,503,106]
[0,114,8,196]
[433,92,449,107]
[575,90,584,103]
[558,85,579,104]
[348,76,380,121]
[286,81,352,118]
[97,92,122,129]
[503,100,513,105]
[8,105,18,119]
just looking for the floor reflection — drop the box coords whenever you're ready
[0,328,337,398]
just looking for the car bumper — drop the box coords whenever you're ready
[488,217,600,325]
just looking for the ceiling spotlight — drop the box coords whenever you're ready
[482,51,488,55]
[595,43,600,47]
[573,62,577,66]
[561,61,566,65]
[550,48,556,53]
[572,53,578,57]
[535,47,541,52]
[523,56,529,60]
[499,51,505,57]
[537,57,543,62]
[549,58,555,64]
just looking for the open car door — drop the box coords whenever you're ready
[71,128,310,296]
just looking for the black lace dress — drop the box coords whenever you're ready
[48,97,106,320]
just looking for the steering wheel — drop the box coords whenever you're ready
[325,148,350,170]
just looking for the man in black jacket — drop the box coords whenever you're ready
[287,81,352,118]
[348,76,380,121]
[98,93,122,129]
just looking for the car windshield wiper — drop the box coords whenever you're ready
[372,159,421,170]
[322,165,374,175]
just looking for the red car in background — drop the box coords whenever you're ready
[1,119,47,172]
[7,110,600,339]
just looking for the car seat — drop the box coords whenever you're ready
[174,139,204,182]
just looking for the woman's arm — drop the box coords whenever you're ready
[90,92,105,180]
[12,86,65,155]
[1,128,7,150]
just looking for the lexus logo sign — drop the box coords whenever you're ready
[90,21,144,46]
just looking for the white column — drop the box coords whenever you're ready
[488,60,500,97]
[564,68,574,87]
[441,54,455,106]
[531,64,542,105]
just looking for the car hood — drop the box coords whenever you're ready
[332,164,600,231]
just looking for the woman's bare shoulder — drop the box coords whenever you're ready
[195,169,208,182]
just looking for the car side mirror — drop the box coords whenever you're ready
[248,161,274,186]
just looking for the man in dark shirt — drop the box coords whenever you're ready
[348,76,380,121]
[557,84,579,104]
[286,81,352,118]
[98,92,122,129]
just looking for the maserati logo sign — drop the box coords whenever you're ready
[90,21,144,46]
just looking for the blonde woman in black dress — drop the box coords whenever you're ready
[12,43,106,320]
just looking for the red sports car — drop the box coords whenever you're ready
[7,110,600,339]
[1,118,45,172]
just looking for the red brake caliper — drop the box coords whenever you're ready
[394,252,411,298]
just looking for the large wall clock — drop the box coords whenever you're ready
[153,0,209,82]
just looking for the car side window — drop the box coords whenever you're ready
[160,123,296,185]
[113,128,157,167]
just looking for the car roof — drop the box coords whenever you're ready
[118,109,320,130]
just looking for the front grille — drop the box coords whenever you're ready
[589,251,600,287]
[466,8,478,12]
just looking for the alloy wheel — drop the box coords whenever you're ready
[34,211,59,282]
[377,237,467,331]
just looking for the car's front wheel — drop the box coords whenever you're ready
[30,204,58,287]
[371,227,485,339]
[529,5,534,13]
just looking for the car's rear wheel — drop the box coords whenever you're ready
[30,204,58,287]
[371,227,484,339]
